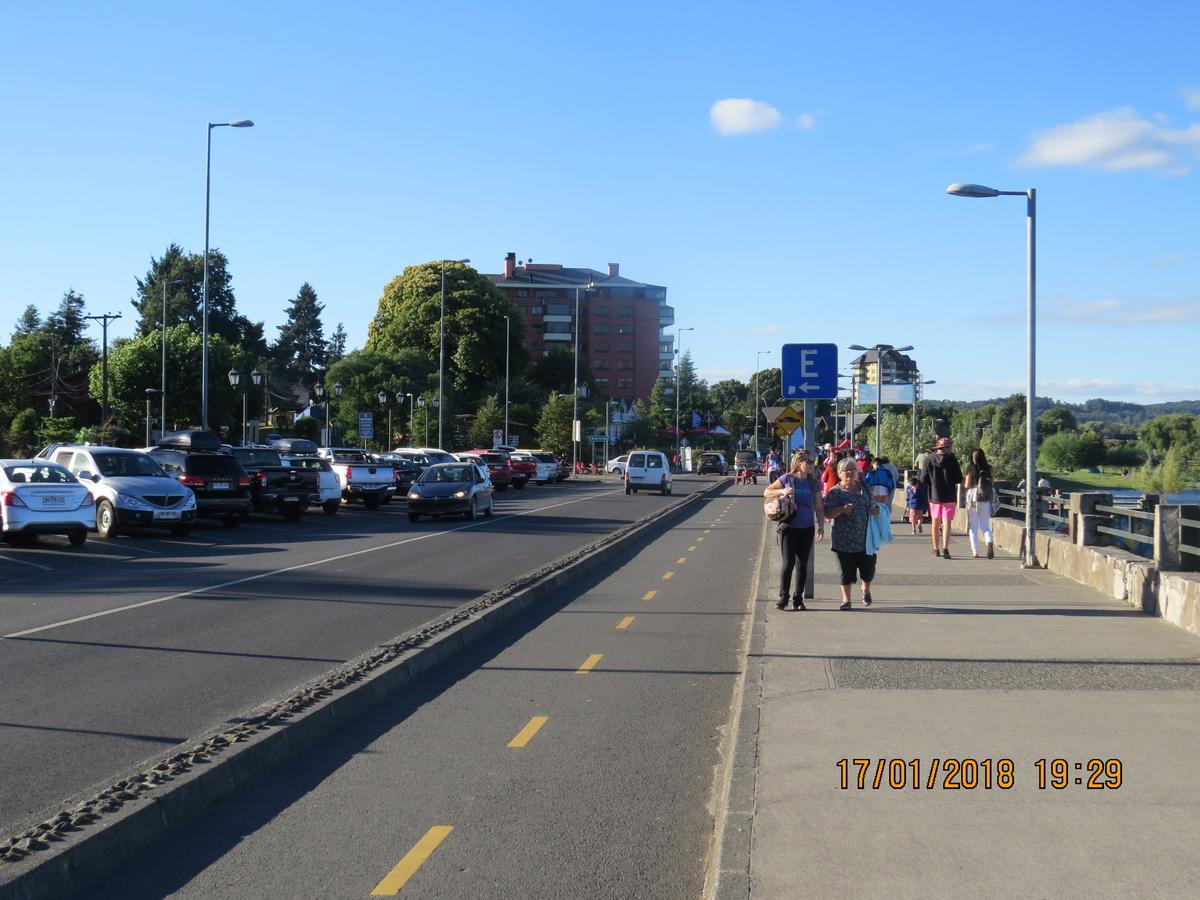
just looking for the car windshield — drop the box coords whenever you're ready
[92,452,165,477]
[5,464,76,484]
[332,450,373,463]
[283,457,330,472]
[233,449,282,467]
[422,451,456,465]
[419,465,472,484]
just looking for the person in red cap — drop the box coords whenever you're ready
[920,436,963,558]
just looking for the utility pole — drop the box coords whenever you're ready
[84,313,122,433]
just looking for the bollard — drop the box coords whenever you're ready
[1069,492,1111,546]
[1153,505,1182,572]
[1176,504,1200,573]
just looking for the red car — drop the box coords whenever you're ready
[465,450,514,491]
[504,452,535,489]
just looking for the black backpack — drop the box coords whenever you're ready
[975,468,993,502]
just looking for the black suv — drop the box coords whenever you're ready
[146,431,252,528]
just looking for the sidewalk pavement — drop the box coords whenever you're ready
[717,512,1200,899]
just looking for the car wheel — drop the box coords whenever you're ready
[323,501,339,515]
[363,495,381,510]
[408,512,420,523]
[466,498,478,521]
[625,484,632,495]
[484,498,494,517]
[661,486,668,496]
[283,507,304,521]
[68,529,87,547]
[513,479,525,490]
[222,516,241,528]
[169,525,193,537]
[96,500,119,539]
[496,484,507,492]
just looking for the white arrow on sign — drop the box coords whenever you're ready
[787,383,818,394]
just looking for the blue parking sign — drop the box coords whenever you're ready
[780,343,838,400]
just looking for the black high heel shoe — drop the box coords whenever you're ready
[792,598,806,611]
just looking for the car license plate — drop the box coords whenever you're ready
[41,495,66,506]
[209,482,232,491]
[154,510,181,520]
[283,496,299,503]
[630,476,643,482]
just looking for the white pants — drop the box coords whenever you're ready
[967,502,993,554]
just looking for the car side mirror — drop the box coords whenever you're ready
[77,471,96,482]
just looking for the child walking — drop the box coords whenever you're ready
[905,477,928,535]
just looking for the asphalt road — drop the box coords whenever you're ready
[0,476,717,837]
[83,484,764,898]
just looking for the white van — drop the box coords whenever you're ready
[623,450,672,495]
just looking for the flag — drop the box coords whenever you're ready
[691,411,701,428]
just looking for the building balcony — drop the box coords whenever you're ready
[544,332,573,341]
[543,314,573,324]
[660,304,675,327]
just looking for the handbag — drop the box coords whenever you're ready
[764,475,797,523]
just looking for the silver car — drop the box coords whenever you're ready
[0,460,96,546]
[406,462,495,522]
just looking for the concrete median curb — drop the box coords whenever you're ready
[0,480,730,900]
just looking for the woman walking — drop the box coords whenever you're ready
[964,447,995,559]
[824,456,881,610]
[763,450,825,610]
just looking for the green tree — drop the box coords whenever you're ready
[1159,446,1189,494]
[272,282,327,383]
[528,349,576,395]
[365,261,528,406]
[648,376,674,435]
[325,348,431,447]
[536,392,572,456]
[1037,407,1077,439]
[327,323,347,364]
[1038,432,1082,471]
[1139,413,1199,461]
[36,415,79,447]
[6,408,41,456]
[1076,431,1107,467]
[468,395,505,448]
[621,399,657,450]
[12,305,41,338]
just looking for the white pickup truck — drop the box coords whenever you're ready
[317,447,395,509]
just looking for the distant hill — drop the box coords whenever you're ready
[928,397,1200,427]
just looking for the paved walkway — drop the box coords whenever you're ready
[726,509,1200,899]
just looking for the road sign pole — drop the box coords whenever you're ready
[804,398,816,600]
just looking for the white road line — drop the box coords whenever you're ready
[0,554,53,572]
[1,489,621,639]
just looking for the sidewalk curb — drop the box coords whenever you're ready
[0,481,730,900]
[706,514,772,900]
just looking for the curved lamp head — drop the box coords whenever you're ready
[333,383,344,398]
[227,369,240,387]
[894,345,914,352]
[946,182,999,198]
[250,369,263,386]
[230,120,255,128]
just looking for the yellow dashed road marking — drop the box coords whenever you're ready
[696,537,705,542]
[576,654,603,674]
[642,590,657,601]
[616,616,635,630]
[676,557,687,565]
[687,545,697,552]
[662,571,674,580]
[371,826,453,895]
[507,716,549,748]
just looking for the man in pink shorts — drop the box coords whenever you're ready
[920,436,964,559]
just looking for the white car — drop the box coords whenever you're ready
[607,454,630,476]
[50,445,197,538]
[0,459,96,546]
[279,454,342,515]
[623,450,672,496]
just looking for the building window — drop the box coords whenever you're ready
[594,305,609,316]
[515,289,529,298]
[593,341,609,352]
[617,324,634,335]
[530,343,543,353]
[546,303,570,316]
[634,289,645,299]
[594,377,609,389]
[530,306,543,315]
[593,359,611,370]
[544,322,571,334]
[618,378,634,389]
[618,306,634,317]
[618,359,633,370]
[618,342,634,353]
[594,324,610,334]
[535,290,558,300]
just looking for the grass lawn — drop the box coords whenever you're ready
[1043,469,1139,492]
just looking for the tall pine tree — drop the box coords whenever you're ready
[327,322,347,364]
[271,283,327,382]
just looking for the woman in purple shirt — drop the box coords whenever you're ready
[763,450,826,610]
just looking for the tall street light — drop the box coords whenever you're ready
[378,389,392,451]
[848,343,913,458]
[227,368,251,445]
[911,377,936,468]
[572,282,596,474]
[161,277,186,432]
[144,388,161,446]
[438,258,470,449]
[753,350,771,452]
[202,119,254,430]
[948,181,1037,567]
[405,393,414,447]
[674,326,695,468]
[503,314,510,447]
[250,369,263,442]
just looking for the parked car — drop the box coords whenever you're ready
[146,431,252,527]
[464,450,514,490]
[230,447,319,520]
[49,445,197,538]
[506,452,536,488]
[406,462,495,522]
[697,452,729,476]
[278,453,341,515]
[516,450,559,485]
[607,454,630,476]
[318,447,395,509]
[413,448,458,466]
[624,450,672,495]
[0,459,95,545]
[734,450,763,478]
[376,454,423,498]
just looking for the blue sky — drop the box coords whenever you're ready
[2,1,1197,403]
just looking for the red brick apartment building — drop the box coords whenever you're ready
[487,252,674,405]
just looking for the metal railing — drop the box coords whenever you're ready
[1092,503,1155,550]
[1181,514,1200,561]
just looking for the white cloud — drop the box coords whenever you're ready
[796,113,815,130]
[964,141,995,154]
[932,378,1195,402]
[1047,295,1200,325]
[1182,86,1200,110]
[752,323,781,335]
[1018,106,1200,174]
[710,98,783,136]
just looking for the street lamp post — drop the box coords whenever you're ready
[161,277,186,432]
[378,390,392,452]
[250,369,263,443]
[504,314,510,447]
[572,282,596,475]
[674,326,695,468]
[753,350,771,452]
[314,382,326,444]
[405,393,414,447]
[144,388,161,446]
[911,378,936,467]
[848,343,913,459]
[947,182,1038,567]
[227,369,246,445]
[439,258,470,449]
[202,119,254,431]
